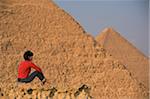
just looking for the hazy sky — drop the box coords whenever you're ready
[54,0,149,56]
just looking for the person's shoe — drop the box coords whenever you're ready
[41,78,46,85]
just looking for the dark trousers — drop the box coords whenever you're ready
[18,71,45,83]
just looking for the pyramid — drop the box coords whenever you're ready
[0,0,148,98]
[96,27,149,88]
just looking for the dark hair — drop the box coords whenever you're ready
[23,50,33,60]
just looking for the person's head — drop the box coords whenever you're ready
[23,50,33,61]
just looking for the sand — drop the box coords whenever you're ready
[96,28,149,89]
[0,0,148,99]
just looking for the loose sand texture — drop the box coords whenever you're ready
[0,0,149,99]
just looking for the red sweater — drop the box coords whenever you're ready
[18,61,42,79]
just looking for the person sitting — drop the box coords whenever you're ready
[17,50,46,85]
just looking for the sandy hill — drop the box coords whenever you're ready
[0,0,148,99]
[96,27,149,89]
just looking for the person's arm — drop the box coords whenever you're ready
[29,62,42,72]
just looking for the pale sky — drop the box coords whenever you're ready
[54,0,149,56]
